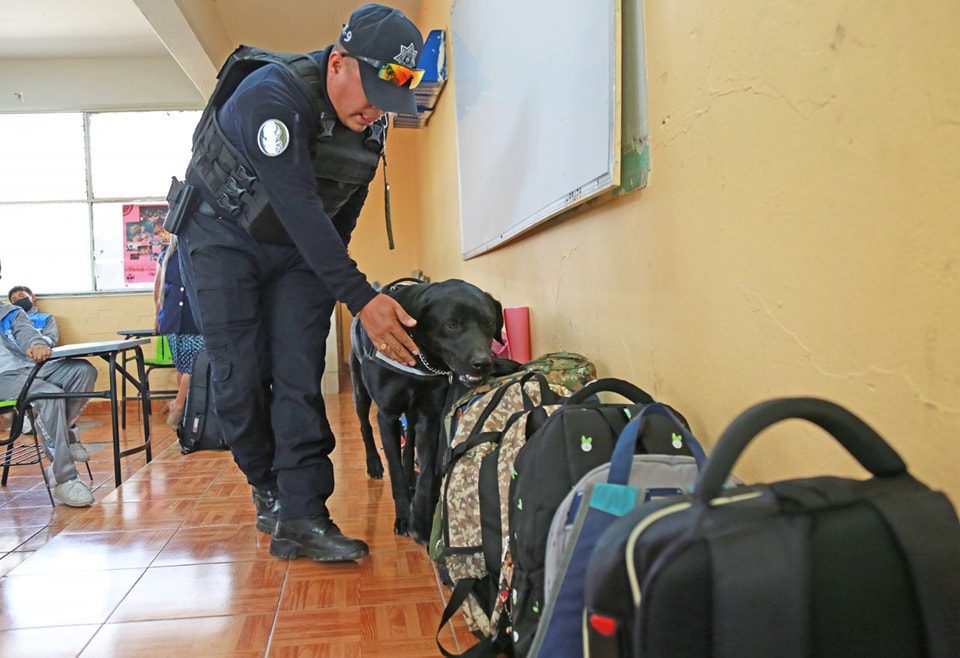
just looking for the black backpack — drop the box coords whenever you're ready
[583,398,959,658]
[508,378,701,656]
[177,350,227,453]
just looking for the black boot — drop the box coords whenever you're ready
[270,516,369,561]
[252,487,280,534]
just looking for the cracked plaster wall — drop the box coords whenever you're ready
[405,0,960,501]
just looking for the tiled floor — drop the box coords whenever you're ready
[0,393,474,657]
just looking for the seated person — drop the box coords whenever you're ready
[0,269,97,507]
[8,285,59,346]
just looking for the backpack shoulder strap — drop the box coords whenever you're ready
[865,479,960,658]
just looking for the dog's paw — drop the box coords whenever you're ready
[393,517,410,536]
[408,523,431,546]
[408,502,434,546]
[366,456,385,480]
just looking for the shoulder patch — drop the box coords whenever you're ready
[257,119,290,157]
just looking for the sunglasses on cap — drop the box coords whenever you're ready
[345,52,425,90]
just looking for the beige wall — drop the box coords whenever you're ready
[408,0,960,502]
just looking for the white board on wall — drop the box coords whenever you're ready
[452,0,621,258]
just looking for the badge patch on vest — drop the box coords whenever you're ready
[257,119,289,157]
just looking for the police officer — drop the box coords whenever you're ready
[176,4,425,561]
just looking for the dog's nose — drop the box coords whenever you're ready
[470,359,492,374]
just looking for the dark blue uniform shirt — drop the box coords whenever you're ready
[215,48,378,316]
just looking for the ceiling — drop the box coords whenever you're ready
[0,0,166,59]
[0,0,424,60]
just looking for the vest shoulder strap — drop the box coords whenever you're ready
[229,46,331,120]
[194,46,333,146]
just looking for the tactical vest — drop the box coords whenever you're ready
[186,46,386,245]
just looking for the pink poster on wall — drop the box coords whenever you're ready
[122,204,170,284]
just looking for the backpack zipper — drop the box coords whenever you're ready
[625,490,762,605]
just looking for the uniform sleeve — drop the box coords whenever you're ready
[229,74,378,315]
[42,316,59,346]
[11,311,47,352]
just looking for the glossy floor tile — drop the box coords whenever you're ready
[81,614,274,657]
[0,568,145,629]
[0,395,476,656]
[0,624,100,658]
[7,529,176,576]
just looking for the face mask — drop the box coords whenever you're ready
[12,298,33,312]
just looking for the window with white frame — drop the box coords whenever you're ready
[0,110,200,295]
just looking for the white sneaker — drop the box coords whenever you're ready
[69,442,90,463]
[53,478,94,507]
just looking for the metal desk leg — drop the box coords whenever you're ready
[108,352,122,487]
[121,349,129,429]
[133,346,153,463]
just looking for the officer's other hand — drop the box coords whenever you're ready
[358,294,420,366]
[27,344,51,363]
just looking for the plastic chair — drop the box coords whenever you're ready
[121,335,176,428]
[0,398,93,507]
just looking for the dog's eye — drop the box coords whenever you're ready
[445,321,461,331]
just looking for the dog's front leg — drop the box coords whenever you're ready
[402,419,417,502]
[409,414,441,545]
[376,410,412,536]
[350,353,383,479]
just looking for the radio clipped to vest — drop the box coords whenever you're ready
[163,176,200,235]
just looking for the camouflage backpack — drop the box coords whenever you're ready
[440,352,598,456]
[434,353,597,656]
[432,352,598,561]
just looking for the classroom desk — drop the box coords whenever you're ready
[6,338,153,488]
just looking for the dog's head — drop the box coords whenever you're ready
[392,279,503,387]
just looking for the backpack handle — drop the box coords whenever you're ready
[696,397,907,502]
[564,378,655,406]
[517,370,557,411]
[608,403,707,485]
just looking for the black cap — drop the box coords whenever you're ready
[338,4,423,115]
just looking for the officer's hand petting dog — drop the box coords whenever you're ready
[358,293,419,366]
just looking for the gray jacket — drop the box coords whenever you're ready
[0,303,50,375]
[29,309,59,345]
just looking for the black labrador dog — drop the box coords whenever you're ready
[350,279,503,542]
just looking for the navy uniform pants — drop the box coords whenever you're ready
[179,211,337,520]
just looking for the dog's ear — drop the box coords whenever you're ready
[486,293,504,339]
[391,283,432,321]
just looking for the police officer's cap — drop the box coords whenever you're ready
[338,4,423,115]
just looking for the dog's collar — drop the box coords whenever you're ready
[373,349,449,378]
[417,351,452,377]
[355,316,452,380]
